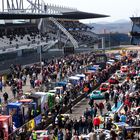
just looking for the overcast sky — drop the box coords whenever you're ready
[45,0,140,23]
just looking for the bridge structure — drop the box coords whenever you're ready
[0,0,76,14]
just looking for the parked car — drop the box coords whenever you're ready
[108,77,119,84]
[90,90,104,100]
[121,65,128,72]
[99,83,110,92]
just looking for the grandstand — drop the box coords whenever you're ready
[130,17,140,45]
[0,0,108,66]
[0,17,101,54]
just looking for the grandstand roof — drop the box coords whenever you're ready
[130,17,140,22]
[61,11,109,19]
[0,11,109,20]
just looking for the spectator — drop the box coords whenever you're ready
[106,102,112,111]
[99,130,106,140]
[114,112,120,122]
[88,130,97,140]
[93,106,98,117]
[73,119,79,135]
[120,113,127,123]
[124,105,128,114]
[58,129,63,140]
[87,116,93,133]
[106,119,112,130]
[31,130,37,140]
[114,95,118,108]
[0,81,3,92]
[93,115,100,129]
[65,129,72,140]
[110,130,117,140]
[122,126,127,140]
[104,92,109,103]
[3,91,8,103]
[98,102,104,115]
[84,108,91,120]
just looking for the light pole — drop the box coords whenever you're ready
[101,37,105,53]
[109,32,111,49]
[39,45,43,81]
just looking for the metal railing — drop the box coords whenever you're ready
[49,17,79,48]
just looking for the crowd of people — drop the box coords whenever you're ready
[57,20,92,31]
[46,19,97,48]
[36,52,140,140]
[0,23,51,50]
[0,50,140,140]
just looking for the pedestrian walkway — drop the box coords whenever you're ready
[0,74,42,104]
[111,101,123,113]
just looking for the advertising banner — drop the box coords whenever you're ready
[34,115,42,126]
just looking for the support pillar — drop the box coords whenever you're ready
[37,45,42,54]
[17,49,22,56]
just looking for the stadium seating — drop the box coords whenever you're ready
[0,19,98,51]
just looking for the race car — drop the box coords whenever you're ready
[99,83,110,92]
[121,65,128,73]
[78,129,111,140]
[106,59,115,65]
[112,122,129,131]
[112,122,134,139]
[115,70,126,77]
[108,77,119,84]
[131,106,140,114]
[30,130,48,140]
[90,90,104,100]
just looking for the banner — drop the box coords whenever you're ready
[34,115,42,125]
[26,119,35,131]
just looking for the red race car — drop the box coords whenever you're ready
[121,66,128,73]
[99,83,110,92]
[108,77,119,84]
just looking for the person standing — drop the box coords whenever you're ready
[98,102,104,116]
[88,130,97,140]
[87,116,93,133]
[122,126,127,140]
[3,92,8,103]
[106,102,112,111]
[104,92,109,103]
[120,113,127,123]
[93,106,98,117]
[93,116,100,130]
[73,119,79,135]
[58,129,63,140]
[110,89,114,100]
[69,99,73,114]
[114,112,120,122]
[0,80,3,92]
[106,119,112,130]
[65,129,72,140]
[11,85,17,99]
[31,130,37,140]
[114,95,118,108]
[124,105,128,114]
[110,130,118,140]
[0,128,5,139]
[99,130,106,140]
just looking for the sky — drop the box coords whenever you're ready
[45,0,140,23]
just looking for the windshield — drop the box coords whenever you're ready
[101,84,108,88]
[93,91,99,94]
